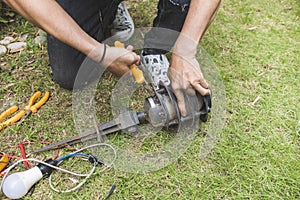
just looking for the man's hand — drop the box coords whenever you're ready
[168,54,209,116]
[87,44,140,77]
[168,0,221,116]
[104,45,140,77]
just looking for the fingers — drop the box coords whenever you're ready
[126,45,133,51]
[173,89,187,117]
[169,68,195,116]
[116,45,140,65]
[191,81,210,96]
[198,78,209,89]
[134,54,140,65]
[108,46,139,65]
[186,86,196,96]
[125,45,140,65]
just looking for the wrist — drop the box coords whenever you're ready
[87,43,108,63]
[98,44,107,64]
[173,34,198,58]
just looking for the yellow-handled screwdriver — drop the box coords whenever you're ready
[114,41,155,95]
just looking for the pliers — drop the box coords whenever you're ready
[23,91,50,116]
[0,91,50,131]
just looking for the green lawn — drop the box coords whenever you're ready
[0,0,299,199]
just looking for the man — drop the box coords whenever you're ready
[3,0,221,116]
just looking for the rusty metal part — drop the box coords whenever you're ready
[33,109,144,153]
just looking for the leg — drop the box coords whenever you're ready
[141,0,191,88]
[47,0,120,90]
[143,0,191,55]
[110,2,135,42]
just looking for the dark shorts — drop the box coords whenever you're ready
[47,0,190,90]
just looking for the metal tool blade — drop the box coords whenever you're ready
[33,109,141,154]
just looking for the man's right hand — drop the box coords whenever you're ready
[102,45,140,77]
[87,43,140,77]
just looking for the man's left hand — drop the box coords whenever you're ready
[168,53,210,116]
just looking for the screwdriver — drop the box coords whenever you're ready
[114,41,155,96]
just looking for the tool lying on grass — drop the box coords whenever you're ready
[23,91,50,120]
[0,152,9,172]
[0,91,49,131]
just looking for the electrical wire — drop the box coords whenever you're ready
[104,184,116,200]
[18,142,29,169]
[0,143,117,194]
[56,153,90,163]
[20,141,60,160]
[49,157,97,193]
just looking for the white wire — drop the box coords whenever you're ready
[71,143,117,168]
[0,143,117,194]
[48,158,96,193]
[49,143,117,193]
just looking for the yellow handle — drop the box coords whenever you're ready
[0,91,50,131]
[114,41,125,48]
[31,91,50,113]
[25,91,41,110]
[25,91,50,113]
[130,65,145,84]
[114,41,145,84]
[0,105,18,122]
[0,110,25,131]
[0,152,10,172]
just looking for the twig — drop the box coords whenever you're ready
[251,96,261,106]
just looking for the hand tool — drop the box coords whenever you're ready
[0,91,50,130]
[23,91,50,118]
[33,83,212,154]
[114,41,155,96]
[0,152,10,172]
[114,41,145,84]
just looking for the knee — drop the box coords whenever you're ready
[49,52,82,90]
[50,55,103,91]
[52,70,77,90]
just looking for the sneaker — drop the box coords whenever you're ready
[140,54,171,89]
[111,2,134,42]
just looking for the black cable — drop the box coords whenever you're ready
[104,184,116,200]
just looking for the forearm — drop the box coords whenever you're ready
[3,0,102,60]
[174,0,221,56]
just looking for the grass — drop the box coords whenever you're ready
[0,0,299,199]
